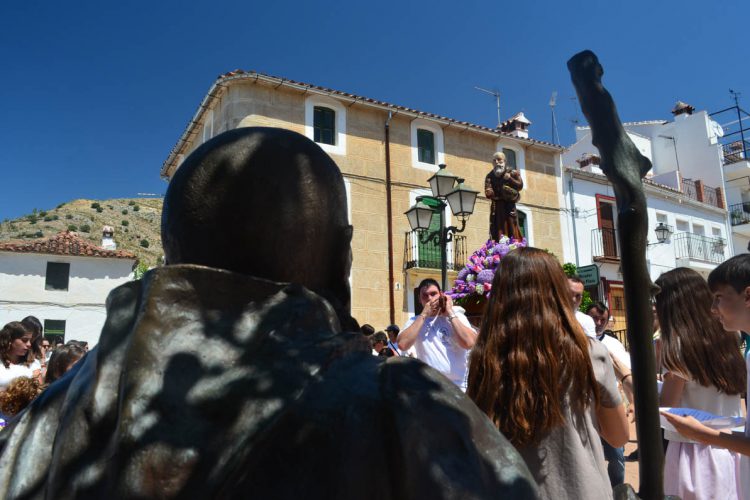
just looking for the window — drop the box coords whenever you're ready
[675,219,689,232]
[45,262,70,291]
[410,119,444,170]
[693,224,705,236]
[503,148,517,170]
[518,210,527,239]
[313,106,336,145]
[304,96,346,155]
[417,129,435,164]
[44,319,66,344]
[656,213,668,224]
[712,227,722,238]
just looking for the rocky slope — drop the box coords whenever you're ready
[0,198,163,265]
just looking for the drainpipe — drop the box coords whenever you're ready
[568,171,580,267]
[385,111,396,324]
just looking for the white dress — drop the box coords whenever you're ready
[0,359,41,391]
[663,372,743,500]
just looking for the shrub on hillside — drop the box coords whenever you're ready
[122,209,128,215]
[91,202,101,210]
[66,214,73,220]
[34,230,43,238]
[133,205,140,212]
[140,239,150,248]
[96,207,103,213]
[80,224,91,233]
[68,225,77,232]
[39,211,47,217]
[121,220,129,227]
[128,201,135,206]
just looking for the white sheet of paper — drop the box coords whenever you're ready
[660,407,745,432]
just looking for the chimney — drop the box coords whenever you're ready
[671,101,695,119]
[101,225,116,250]
[499,112,531,139]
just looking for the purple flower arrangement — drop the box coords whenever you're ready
[447,236,527,303]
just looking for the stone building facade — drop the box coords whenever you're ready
[162,71,565,329]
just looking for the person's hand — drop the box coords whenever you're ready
[503,172,510,180]
[421,298,440,318]
[660,411,718,444]
[443,294,454,317]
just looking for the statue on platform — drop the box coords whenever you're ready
[485,151,524,241]
[0,127,537,500]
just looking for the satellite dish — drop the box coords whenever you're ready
[710,120,724,138]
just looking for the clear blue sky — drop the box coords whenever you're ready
[1,0,747,221]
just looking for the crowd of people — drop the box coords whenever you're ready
[359,249,750,499]
[0,317,87,423]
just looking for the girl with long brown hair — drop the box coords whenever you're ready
[656,267,745,500]
[467,247,628,499]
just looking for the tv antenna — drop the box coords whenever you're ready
[730,89,742,107]
[549,91,560,145]
[474,86,501,127]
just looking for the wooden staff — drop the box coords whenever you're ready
[568,50,664,499]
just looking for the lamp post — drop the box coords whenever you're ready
[404,164,479,290]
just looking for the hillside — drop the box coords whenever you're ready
[0,198,164,266]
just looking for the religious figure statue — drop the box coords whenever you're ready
[484,151,524,241]
[0,127,537,500]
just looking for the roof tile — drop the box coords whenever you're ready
[0,231,137,260]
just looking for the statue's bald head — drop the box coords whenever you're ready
[162,127,354,325]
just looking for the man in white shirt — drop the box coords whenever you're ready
[398,279,477,391]
[568,275,597,338]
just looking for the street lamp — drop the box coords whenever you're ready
[404,164,479,289]
[654,222,673,244]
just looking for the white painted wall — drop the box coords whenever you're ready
[0,252,135,346]
[560,170,729,284]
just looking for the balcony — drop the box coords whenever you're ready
[674,233,726,266]
[722,140,750,166]
[680,178,724,209]
[592,228,620,263]
[729,202,750,237]
[403,230,467,271]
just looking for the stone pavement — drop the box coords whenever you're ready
[623,418,639,488]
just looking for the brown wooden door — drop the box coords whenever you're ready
[599,201,618,257]
[609,286,627,333]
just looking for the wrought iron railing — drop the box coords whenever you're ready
[681,178,698,200]
[403,230,467,271]
[730,202,750,226]
[722,140,750,165]
[673,232,726,264]
[680,178,723,209]
[592,227,619,260]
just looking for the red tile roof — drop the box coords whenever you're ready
[0,231,137,260]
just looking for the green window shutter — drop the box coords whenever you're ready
[417,129,435,164]
[313,107,336,145]
[502,148,517,170]
[418,198,442,268]
[518,210,527,239]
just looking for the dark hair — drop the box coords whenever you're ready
[360,324,375,336]
[45,344,85,384]
[708,254,750,293]
[0,322,32,369]
[385,324,400,334]
[371,332,388,345]
[586,301,609,316]
[418,278,441,293]
[467,247,598,447]
[21,316,44,363]
[656,268,745,395]
[567,275,584,285]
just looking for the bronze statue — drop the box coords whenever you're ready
[485,151,524,241]
[0,127,537,499]
[568,51,664,500]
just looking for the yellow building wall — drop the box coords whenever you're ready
[185,82,564,331]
